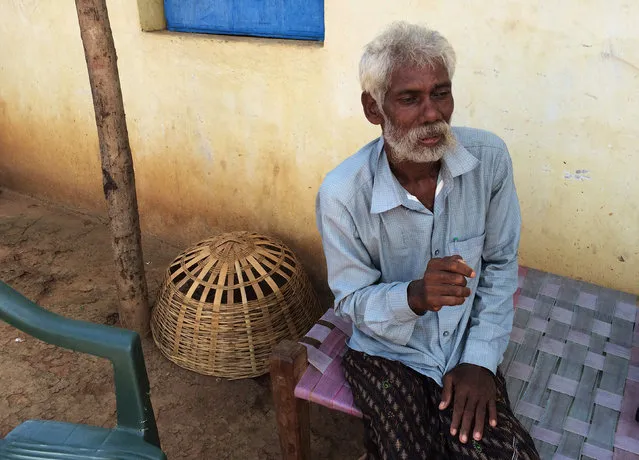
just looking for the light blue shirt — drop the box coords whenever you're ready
[316,127,521,385]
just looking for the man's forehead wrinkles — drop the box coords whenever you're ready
[388,64,450,88]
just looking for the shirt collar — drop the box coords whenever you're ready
[370,137,405,214]
[369,133,480,215]
[442,137,480,178]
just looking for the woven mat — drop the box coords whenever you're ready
[503,267,639,460]
[295,307,362,416]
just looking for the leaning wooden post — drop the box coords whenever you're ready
[75,0,150,334]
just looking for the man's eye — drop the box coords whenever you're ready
[399,96,417,104]
[433,91,450,99]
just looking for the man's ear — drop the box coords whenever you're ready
[361,92,384,126]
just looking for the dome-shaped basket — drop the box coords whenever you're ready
[151,231,324,379]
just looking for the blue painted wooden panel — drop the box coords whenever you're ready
[164,0,324,41]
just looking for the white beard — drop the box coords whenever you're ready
[383,116,457,164]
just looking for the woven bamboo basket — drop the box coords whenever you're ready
[151,231,323,379]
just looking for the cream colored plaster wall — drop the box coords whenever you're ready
[0,0,637,295]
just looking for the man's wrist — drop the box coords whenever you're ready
[458,362,495,376]
[460,342,500,376]
[407,280,426,316]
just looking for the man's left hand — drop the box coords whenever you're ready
[439,363,497,444]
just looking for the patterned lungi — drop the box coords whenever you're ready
[343,349,540,460]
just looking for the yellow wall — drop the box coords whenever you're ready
[1,0,637,296]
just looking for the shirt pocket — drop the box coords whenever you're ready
[448,233,485,271]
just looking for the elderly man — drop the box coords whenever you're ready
[316,23,539,460]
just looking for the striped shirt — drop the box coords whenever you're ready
[316,127,521,385]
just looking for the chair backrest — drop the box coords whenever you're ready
[0,281,161,447]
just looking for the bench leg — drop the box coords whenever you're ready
[270,340,310,460]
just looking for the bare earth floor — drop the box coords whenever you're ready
[0,189,363,460]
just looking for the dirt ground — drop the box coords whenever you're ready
[0,189,363,459]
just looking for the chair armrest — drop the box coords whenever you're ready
[0,281,160,448]
[1,281,135,357]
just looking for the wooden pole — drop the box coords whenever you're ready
[75,0,150,334]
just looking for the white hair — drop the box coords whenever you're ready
[359,22,457,106]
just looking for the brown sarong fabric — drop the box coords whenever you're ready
[343,349,540,460]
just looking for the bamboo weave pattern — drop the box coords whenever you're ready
[151,231,323,379]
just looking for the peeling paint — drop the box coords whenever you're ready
[564,170,592,181]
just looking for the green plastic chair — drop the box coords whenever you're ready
[0,281,166,460]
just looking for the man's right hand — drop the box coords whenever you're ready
[407,255,476,314]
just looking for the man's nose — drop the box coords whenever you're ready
[419,99,441,124]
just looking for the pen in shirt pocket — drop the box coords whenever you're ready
[452,237,460,257]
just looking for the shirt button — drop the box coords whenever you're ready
[434,250,440,256]
[443,331,450,337]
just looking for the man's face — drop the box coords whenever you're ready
[380,62,456,163]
